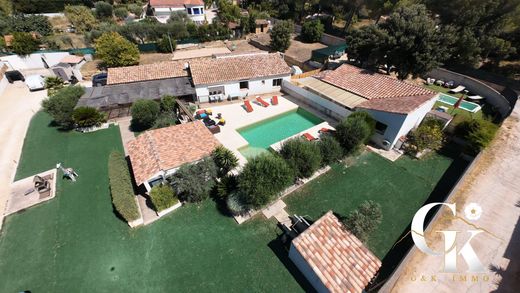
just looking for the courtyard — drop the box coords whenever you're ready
[0,111,467,292]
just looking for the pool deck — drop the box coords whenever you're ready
[204,93,330,167]
[269,122,334,152]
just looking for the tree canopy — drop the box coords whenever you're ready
[95,32,139,67]
[300,19,324,43]
[11,32,39,56]
[270,20,293,52]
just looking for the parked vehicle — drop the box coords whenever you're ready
[25,75,46,91]
[92,72,108,87]
[4,70,25,83]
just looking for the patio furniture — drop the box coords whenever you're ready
[207,125,221,134]
[244,100,253,112]
[206,109,213,115]
[445,80,455,88]
[426,78,435,85]
[449,85,466,93]
[271,95,279,105]
[468,95,484,100]
[435,79,444,86]
[302,133,317,141]
[256,96,269,107]
[218,118,226,126]
[318,128,334,134]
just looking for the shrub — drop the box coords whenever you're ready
[108,151,140,222]
[407,118,444,153]
[157,36,177,53]
[128,4,143,16]
[238,153,294,209]
[114,7,128,20]
[301,19,324,43]
[11,32,39,56]
[318,136,343,165]
[149,184,178,212]
[42,86,85,128]
[341,200,382,243]
[215,174,238,200]
[226,192,248,216]
[335,115,371,154]
[72,106,106,128]
[44,76,65,96]
[279,138,322,178]
[64,5,97,33]
[95,32,139,67]
[348,111,376,142]
[152,112,176,129]
[212,146,239,177]
[95,1,113,19]
[456,117,498,155]
[170,158,217,203]
[130,99,160,130]
[160,95,177,113]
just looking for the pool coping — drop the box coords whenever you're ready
[437,93,482,113]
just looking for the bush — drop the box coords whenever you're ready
[128,4,143,16]
[157,36,177,53]
[160,95,177,112]
[95,1,113,19]
[341,200,382,243]
[301,19,324,43]
[130,99,160,130]
[226,192,248,216]
[212,146,239,177]
[42,86,85,128]
[318,136,343,165]
[149,184,178,212]
[44,76,65,96]
[335,115,371,154]
[11,32,40,56]
[407,118,444,153]
[108,151,140,222]
[170,157,217,203]
[95,31,139,67]
[456,117,498,155]
[64,5,97,33]
[279,138,322,178]
[114,7,129,20]
[215,174,238,200]
[72,106,106,127]
[152,112,176,129]
[348,111,376,142]
[238,153,294,209]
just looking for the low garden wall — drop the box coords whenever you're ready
[156,201,182,218]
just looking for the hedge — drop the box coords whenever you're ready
[149,185,178,212]
[108,151,140,222]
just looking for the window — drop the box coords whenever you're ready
[187,7,192,14]
[193,7,200,15]
[375,121,388,135]
[272,78,282,86]
[201,8,204,14]
[239,81,249,89]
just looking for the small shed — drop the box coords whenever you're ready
[311,44,347,63]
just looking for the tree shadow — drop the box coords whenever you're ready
[268,234,317,293]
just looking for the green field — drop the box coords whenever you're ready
[0,112,465,292]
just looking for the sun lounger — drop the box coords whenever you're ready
[256,96,269,107]
[302,133,317,141]
[467,95,484,100]
[449,85,466,93]
[271,95,279,105]
[244,100,253,113]
[319,128,334,133]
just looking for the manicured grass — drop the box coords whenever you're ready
[285,149,465,259]
[0,112,306,292]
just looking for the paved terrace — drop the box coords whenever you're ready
[203,94,298,167]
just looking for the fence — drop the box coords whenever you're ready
[291,69,322,80]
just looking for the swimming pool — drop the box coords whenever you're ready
[437,93,481,113]
[238,108,323,158]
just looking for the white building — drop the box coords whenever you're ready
[283,64,439,150]
[149,0,206,23]
[189,52,292,103]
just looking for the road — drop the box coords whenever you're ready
[0,82,47,229]
[385,105,520,292]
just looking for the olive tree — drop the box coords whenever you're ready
[279,138,321,178]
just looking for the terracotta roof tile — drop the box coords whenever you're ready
[107,61,188,85]
[150,0,204,8]
[317,64,438,114]
[292,211,382,293]
[189,53,291,85]
[126,121,220,186]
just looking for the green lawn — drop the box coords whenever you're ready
[0,112,466,292]
[0,112,307,292]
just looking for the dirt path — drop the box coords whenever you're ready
[386,105,520,292]
[0,82,47,229]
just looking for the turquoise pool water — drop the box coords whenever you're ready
[238,108,323,158]
[438,93,481,112]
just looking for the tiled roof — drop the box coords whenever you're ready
[60,55,84,64]
[292,211,382,293]
[317,64,437,114]
[107,61,188,85]
[127,121,220,186]
[189,53,292,85]
[150,0,204,8]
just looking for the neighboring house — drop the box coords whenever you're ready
[127,121,221,191]
[189,52,292,103]
[107,60,189,85]
[289,211,382,293]
[148,0,206,23]
[254,19,269,34]
[284,64,438,150]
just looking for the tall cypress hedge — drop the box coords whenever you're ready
[108,151,140,222]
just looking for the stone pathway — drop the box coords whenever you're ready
[116,117,134,155]
[136,194,160,225]
[262,199,292,228]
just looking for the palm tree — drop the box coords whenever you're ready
[211,146,238,177]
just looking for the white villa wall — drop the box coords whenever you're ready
[195,75,290,102]
[289,244,328,293]
[0,52,70,70]
[153,5,205,22]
